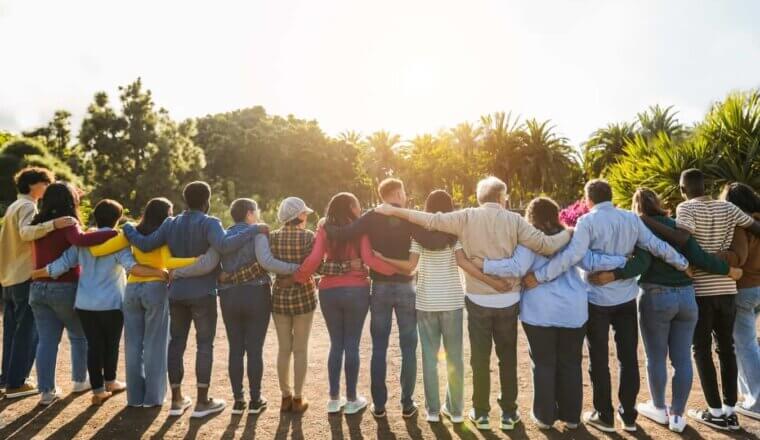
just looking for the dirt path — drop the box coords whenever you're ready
[0,305,759,439]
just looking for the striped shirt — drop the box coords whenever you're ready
[410,240,465,312]
[676,196,754,296]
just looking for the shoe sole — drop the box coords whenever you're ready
[5,390,39,399]
[468,418,490,430]
[344,405,367,415]
[249,405,267,415]
[38,396,60,406]
[231,409,245,415]
[168,403,192,416]
[402,408,418,418]
[371,411,386,419]
[191,405,226,418]
[689,417,730,431]
[585,421,616,433]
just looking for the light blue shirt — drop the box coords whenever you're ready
[534,202,689,306]
[485,246,628,327]
[47,228,137,311]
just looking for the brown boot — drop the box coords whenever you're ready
[281,395,293,412]
[91,391,113,405]
[292,397,309,413]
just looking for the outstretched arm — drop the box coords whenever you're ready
[635,218,689,271]
[578,250,629,272]
[63,226,118,247]
[123,221,169,252]
[324,212,373,242]
[172,248,220,279]
[206,219,261,255]
[89,232,130,257]
[255,234,299,275]
[640,216,691,248]
[533,221,592,284]
[483,245,535,278]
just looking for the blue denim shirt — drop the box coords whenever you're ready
[534,202,689,306]
[218,223,299,289]
[485,246,627,327]
[47,228,137,311]
[122,210,258,300]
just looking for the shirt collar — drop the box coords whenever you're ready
[590,201,614,212]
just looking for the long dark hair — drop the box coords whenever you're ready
[31,182,80,225]
[631,188,669,217]
[525,197,564,236]
[721,182,760,214]
[136,198,173,236]
[324,192,361,256]
[424,190,457,247]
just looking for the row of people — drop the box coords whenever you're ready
[0,167,758,435]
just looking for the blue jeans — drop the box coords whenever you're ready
[219,283,272,401]
[320,286,370,400]
[417,309,464,418]
[370,281,417,410]
[29,282,88,393]
[1,282,37,388]
[734,286,760,412]
[638,284,698,416]
[168,294,217,388]
[123,282,170,406]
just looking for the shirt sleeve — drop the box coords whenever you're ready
[684,237,730,275]
[578,250,629,272]
[114,247,138,273]
[613,247,653,280]
[17,203,55,241]
[162,246,200,269]
[516,215,572,256]
[360,234,397,275]
[89,231,130,257]
[635,217,689,271]
[255,234,299,274]
[123,221,168,252]
[324,212,372,242]
[63,226,118,247]
[534,219,591,283]
[46,246,79,279]
[675,203,696,234]
[293,227,328,283]
[483,245,535,278]
[172,247,220,278]
[731,204,755,228]
[409,240,422,255]
[408,210,467,236]
[206,218,258,255]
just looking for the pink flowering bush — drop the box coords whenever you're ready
[559,199,589,227]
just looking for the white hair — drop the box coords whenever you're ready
[476,176,508,205]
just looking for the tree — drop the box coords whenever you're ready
[478,112,526,202]
[637,104,687,142]
[582,121,636,178]
[79,78,205,213]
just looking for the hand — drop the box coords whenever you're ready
[522,272,539,290]
[349,258,364,271]
[161,270,171,282]
[256,223,270,235]
[588,271,616,286]
[218,272,231,283]
[167,269,176,282]
[728,267,743,281]
[685,266,695,279]
[53,216,78,229]
[488,276,515,292]
[374,203,394,216]
[278,276,295,288]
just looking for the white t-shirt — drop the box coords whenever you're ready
[411,240,465,312]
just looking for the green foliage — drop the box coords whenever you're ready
[0,137,82,206]
[79,78,206,213]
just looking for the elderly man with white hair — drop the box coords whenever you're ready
[374,176,571,431]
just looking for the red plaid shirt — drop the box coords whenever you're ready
[269,225,317,315]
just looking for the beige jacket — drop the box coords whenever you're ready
[408,203,571,294]
[0,195,56,286]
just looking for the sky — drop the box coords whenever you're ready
[1,0,759,147]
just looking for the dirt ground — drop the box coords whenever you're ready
[0,303,759,440]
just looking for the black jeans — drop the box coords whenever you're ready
[586,299,640,425]
[466,298,518,417]
[219,283,272,401]
[168,294,218,388]
[76,309,124,392]
[523,323,585,425]
[693,295,738,408]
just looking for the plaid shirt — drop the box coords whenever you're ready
[224,259,350,286]
[269,225,318,315]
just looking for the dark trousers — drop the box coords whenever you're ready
[523,323,585,425]
[466,298,518,417]
[586,299,640,425]
[168,294,217,388]
[693,295,738,408]
[219,284,271,401]
[76,309,124,392]
[1,281,37,388]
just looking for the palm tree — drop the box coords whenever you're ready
[582,121,637,178]
[637,104,686,141]
[521,119,577,194]
[450,122,482,159]
[337,130,364,147]
[478,112,526,200]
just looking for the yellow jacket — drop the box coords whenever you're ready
[89,232,197,283]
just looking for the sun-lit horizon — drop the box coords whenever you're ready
[1,0,759,146]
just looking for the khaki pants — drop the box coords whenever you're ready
[273,311,314,398]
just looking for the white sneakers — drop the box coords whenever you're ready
[441,404,464,424]
[327,396,367,415]
[426,412,440,423]
[168,396,193,416]
[72,380,91,393]
[327,398,347,414]
[669,414,687,433]
[39,388,62,406]
[637,401,668,425]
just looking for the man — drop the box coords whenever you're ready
[673,169,760,431]
[522,179,689,433]
[373,176,571,430]
[122,181,262,418]
[0,167,76,399]
[325,178,453,419]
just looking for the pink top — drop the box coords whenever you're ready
[294,227,397,290]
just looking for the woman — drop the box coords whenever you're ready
[29,182,117,406]
[721,182,760,420]
[479,197,628,431]
[88,197,200,408]
[293,192,398,415]
[592,188,742,433]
